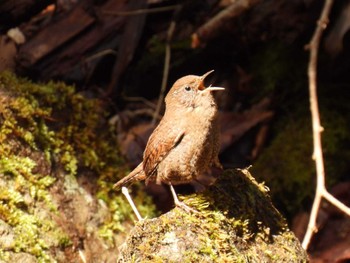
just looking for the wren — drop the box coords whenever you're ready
[114,70,224,211]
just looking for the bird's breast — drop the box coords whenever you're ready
[157,105,219,184]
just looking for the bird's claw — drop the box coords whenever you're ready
[174,200,198,213]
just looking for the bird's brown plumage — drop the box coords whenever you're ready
[114,71,223,190]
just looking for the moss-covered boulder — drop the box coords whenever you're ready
[0,72,156,262]
[118,169,308,262]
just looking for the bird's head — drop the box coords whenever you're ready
[165,70,224,110]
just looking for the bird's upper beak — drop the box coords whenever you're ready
[199,70,225,92]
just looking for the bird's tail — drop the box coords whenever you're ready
[114,162,146,189]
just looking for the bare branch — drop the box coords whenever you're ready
[323,190,350,216]
[151,6,180,126]
[302,0,350,250]
[103,5,180,16]
[191,0,260,48]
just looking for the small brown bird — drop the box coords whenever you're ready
[114,70,224,211]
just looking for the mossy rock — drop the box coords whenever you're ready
[118,169,308,262]
[0,72,156,262]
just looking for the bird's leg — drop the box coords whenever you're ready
[169,183,197,213]
[121,187,143,221]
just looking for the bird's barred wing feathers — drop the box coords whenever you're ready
[143,124,185,178]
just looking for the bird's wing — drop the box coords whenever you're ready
[143,124,185,178]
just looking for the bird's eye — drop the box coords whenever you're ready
[184,86,191,91]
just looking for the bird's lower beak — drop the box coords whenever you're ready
[205,86,225,91]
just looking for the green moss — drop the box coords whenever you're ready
[249,42,350,218]
[252,105,350,217]
[250,42,306,102]
[118,169,307,262]
[0,72,156,261]
[0,156,69,262]
[252,117,313,216]
[134,36,192,74]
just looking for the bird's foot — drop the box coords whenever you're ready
[169,183,198,213]
[174,199,198,213]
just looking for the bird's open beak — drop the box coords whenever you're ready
[199,70,225,91]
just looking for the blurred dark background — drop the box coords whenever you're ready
[1,0,350,260]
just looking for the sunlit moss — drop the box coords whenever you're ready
[0,72,156,261]
[0,156,67,262]
[118,169,307,262]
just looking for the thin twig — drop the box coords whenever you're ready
[151,7,180,125]
[103,5,180,16]
[302,0,350,250]
[302,0,331,249]
[84,49,117,63]
[122,95,157,109]
[122,187,143,221]
[323,190,350,215]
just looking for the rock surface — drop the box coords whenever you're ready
[118,169,308,262]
